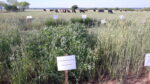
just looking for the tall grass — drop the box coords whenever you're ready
[94,20,150,81]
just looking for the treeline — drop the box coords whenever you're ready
[0,0,30,12]
[93,8,135,11]
[141,7,150,11]
[89,7,150,11]
[77,6,150,12]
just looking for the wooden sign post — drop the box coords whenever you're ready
[144,53,150,81]
[64,70,69,84]
[57,54,76,84]
[64,54,69,84]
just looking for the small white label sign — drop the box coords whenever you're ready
[119,15,125,20]
[57,55,76,71]
[26,16,32,19]
[144,54,150,66]
[82,15,87,19]
[101,19,106,24]
[53,15,59,20]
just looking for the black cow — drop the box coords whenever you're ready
[55,9,59,13]
[84,9,88,12]
[108,10,113,13]
[72,10,76,13]
[50,9,54,12]
[63,9,67,13]
[93,9,96,12]
[43,9,46,11]
[119,10,122,12]
[79,9,85,13]
[98,10,104,13]
[67,10,71,13]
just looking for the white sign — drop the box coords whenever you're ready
[144,54,150,66]
[26,16,33,19]
[142,20,146,24]
[119,15,125,20]
[101,19,106,24]
[53,15,59,20]
[57,55,76,71]
[82,15,87,19]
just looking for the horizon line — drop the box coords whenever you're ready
[29,7,145,9]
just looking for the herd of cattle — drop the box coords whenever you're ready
[43,9,114,13]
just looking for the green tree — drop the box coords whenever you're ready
[17,1,30,11]
[12,2,18,6]
[122,8,135,11]
[0,1,5,6]
[4,5,18,12]
[7,0,17,5]
[71,5,78,10]
[141,7,150,11]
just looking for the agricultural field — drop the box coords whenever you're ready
[1,10,150,84]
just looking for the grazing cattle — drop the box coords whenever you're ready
[55,9,59,13]
[93,9,96,12]
[108,10,113,14]
[84,9,88,12]
[72,10,76,13]
[59,9,63,13]
[98,10,104,13]
[79,9,85,13]
[43,9,46,11]
[63,9,67,13]
[67,10,71,13]
[50,9,54,12]
[120,10,123,12]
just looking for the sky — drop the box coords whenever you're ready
[1,0,150,8]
